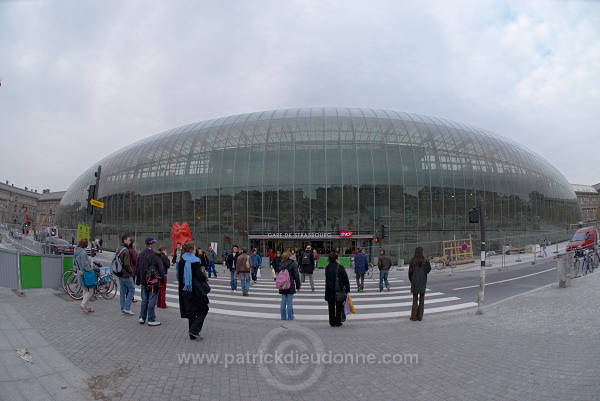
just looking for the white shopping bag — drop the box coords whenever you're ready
[257,268,262,278]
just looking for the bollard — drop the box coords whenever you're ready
[556,253,570,288]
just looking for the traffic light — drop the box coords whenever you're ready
[374,237,379,243]
[381,224,388,239]
[469,207,479,223]
[225,236,230,242]
[86,184,96,215]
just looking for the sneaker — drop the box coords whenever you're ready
[386,285,390,291]
[122,310,135,315]
[148,321,161,326]
[232,290,237,293]
[139,318,145,324]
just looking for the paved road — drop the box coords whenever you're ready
[3,258,599,400]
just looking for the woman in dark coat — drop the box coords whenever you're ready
[324,252,350,327]
[408,246,432,321]
[274,249,301,320]
[177,241,210,340]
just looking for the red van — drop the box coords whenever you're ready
[566,226,599,251]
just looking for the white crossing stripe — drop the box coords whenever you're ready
[126,274,476,320]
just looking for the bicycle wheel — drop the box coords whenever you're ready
[366,267,373,279]
[62,270,73,293]
[582,258,589,276]
[65,273,83,300]
[449,259,457,268]
[99,277,118,300]
[435,260,444,270]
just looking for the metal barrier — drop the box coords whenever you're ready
[0,248,73,290]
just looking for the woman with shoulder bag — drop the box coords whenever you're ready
[74,238,96,313]
[177,241,210,340]
[324,252,350,327]
[275,250,301,320]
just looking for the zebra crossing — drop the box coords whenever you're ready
[141,271,477,321]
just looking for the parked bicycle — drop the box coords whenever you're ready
[63,263,117,300]
[433,256,457,270]
[572,248,597,277]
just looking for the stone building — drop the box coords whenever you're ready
[571,184,599,223]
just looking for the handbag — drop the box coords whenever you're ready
[334,265,346,302]
[347,296,356,313]
[257,268,262,278]
[196,281,211,297]
[82,270,98,288]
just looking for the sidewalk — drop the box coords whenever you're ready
[2,248,599,400]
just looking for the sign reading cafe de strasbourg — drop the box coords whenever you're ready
[266,231,353,239]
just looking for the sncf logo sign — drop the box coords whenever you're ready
[339,230,353,237]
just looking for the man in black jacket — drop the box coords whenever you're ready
[226,245,239,293]
[136,237,165,326]
[300,246,316,292]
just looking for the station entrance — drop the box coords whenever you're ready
[248,234,375,257]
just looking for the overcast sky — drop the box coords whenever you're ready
[1,0,599,193]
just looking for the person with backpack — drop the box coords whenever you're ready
[135,237,165,326]
[300,245,316,291]
[324,252,350,327]
[177,241,210,340]
[354,247,369,292]
[114,234,135,315]
[274,249,301,320]
[236,249,251,296]
[250,248,262,283]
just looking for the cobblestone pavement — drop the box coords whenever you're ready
[3,266,599,401]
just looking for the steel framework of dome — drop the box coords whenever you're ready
[57,107,580,259]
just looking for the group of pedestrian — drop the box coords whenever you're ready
[76,236,430,338]
[75,235,212,340]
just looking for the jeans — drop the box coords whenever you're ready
[229,268,238,291]
[280,293,294,320]
[251,266,259,281]
[240,272,251,292]
[139,285,159,322]
[119,277,135,311]
[207,261,217,277]
[379,270,390,291]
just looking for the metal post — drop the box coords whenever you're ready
[89,166,101,255]
[16,249,22,291]
[477,199,486,315]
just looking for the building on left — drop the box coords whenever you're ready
[0,181,65,235]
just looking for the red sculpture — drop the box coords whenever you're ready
[170,222,193,255]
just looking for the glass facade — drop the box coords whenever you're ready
[56,108,580,258]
